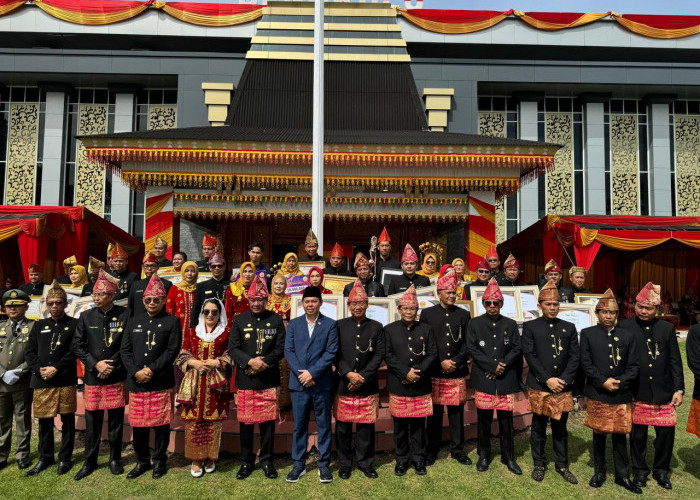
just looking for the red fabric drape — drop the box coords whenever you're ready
[542,229,565,268]
[402,9,513,24]
[159,2,261,16]
[515,11,609,31]
[35,0,152,15]
[616,14,700,30]
[55,219,88,268]
[560,215,700,227]
[574,240,601,271]
[17,233,49,284]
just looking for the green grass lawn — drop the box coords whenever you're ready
[3,343,698,500]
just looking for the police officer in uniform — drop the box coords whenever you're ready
[423,270,471,467]
[0,289,34,470]
[229,276,286,480]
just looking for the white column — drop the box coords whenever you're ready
[311,0,325,250]
[518,101,540,229]
[648,101,673,216]
[40,91,65,205]
[110,93,135,232]
[584,101,607,215]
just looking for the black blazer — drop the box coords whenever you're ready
[334,316,385,396]
[128,277,173,317]
[229,309,286,390]
[687,325,700,400]
[120,310,181,392]
[387,273,431,295]
[72,305,129,386]
[420,304,470,378]
[190,277,231,327]
[466,314,521,395]
[25,315,77,389]
[580,324,639,404]
[110,270,138,301]
[521,316,579,392]
[342,279,386,298]
[384,320,437,397]
[619,317,684,404]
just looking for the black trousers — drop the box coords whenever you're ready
[240,420,275,466]
[83,407,124,467]
[476,409,514,461]
[530,412,569,469]
[426,403,464,459]
[38,414,75,463]
[630,423,675,477]
[393,417,426,465]
[593,432,630,478]
[336,420,375,469]
[132,424,170,466]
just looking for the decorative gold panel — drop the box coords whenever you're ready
[148,105,177,131]
[479,112,506,241]
[545,113,573,215]
[610,114,639,215]
[4,103,39,205]
[75,104,108,215]
[674,115,700,215]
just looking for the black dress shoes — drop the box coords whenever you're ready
[589,472,606,488]
[413,462,427,475]
[262,463,278,479]
[632,475,647,488]
[25,460,54,477]
[615,476,642,494]
[338,467,352,480]
[57,461,73,475]
[74,465,95,481]
[152,463,167,479]
[109,460,124,475]
[501,458,522,475]
[236,463,254,480]
[126,463,152,480]
[476,456,490,472]
[394,462,408,476]
[17,459,32,470]
[451,453,472,465]
[0,461,7,472]
[653,472,672,490]
[358,466,378,479]
[425,456,436,466]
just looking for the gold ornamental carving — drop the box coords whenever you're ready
[479,112,507,241]
[74,105,108,215]
[545,113,573,215]
[610,114,639,215]
[495,196,506,243]
[674,115,700,215]
[148,105,177,130]
[5,103,39,205]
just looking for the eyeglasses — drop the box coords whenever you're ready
[210,264,224,269]
[144,297,163,304]
[483,300,501,306]
[46,301,65,307]
[202,310,219,316]
[487,259,499,263]
[477,269,490,274]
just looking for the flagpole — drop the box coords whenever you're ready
[311,0,325,251]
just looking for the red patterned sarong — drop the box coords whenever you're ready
[528,390,573,421]
[334,394,379,424]
[237,388,278,424]
[184,421,222,461]
[84,382,127,411]
[431,377,467,406]
[687,398,700,438]
[632,401,677,427]
[585,400,632,434]
[475,391,515,411]
[389,393,433,418]
[129,390,172,427]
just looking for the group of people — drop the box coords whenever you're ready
[0,227,697,493]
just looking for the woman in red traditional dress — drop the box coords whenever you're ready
[308,266,333,295]
[166,261,198,332]
[267,274,291,322]
[176,298,232,478]
[224,261,255,320]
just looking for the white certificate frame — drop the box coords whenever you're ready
[518,285,541,322]
[575,293,604,307]
[469,286,524,321]
[557,303,597,332]
[290,294,345,321]
[345,298,394,327]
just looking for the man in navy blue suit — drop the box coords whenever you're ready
[284,286,338,484]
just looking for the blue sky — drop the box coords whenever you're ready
[190,1,699,15]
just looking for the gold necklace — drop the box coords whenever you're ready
[356,338,373,354]
[447,324,461,343]
[551,333,562,356]
[647,339,659,360]
[610,345,621,366]
[146,330,156,351]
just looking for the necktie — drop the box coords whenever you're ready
[12,322,20,337]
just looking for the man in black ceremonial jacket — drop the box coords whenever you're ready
[128,253,172,317]
[496,253,526,287]
[72,269,130,480]
[121,274,181,480]
[108,243,138,301]
[229,276,286,480]
[580,289,641,494]
[422,270,471,467]
[24,282,77,477]
[373,227,401,287]
[384,285,437,477]
[343,253,385,298]
[462,258,491,300]
[387,244,430,295]
[466,278,522,475]
[334,280,385,480]
[190,249,230,328]
[521,280,579,484]
[18,263,46,297]
[619,282,684,491]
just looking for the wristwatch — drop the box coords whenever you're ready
[676,390,684,395]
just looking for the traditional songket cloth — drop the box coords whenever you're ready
[166,261,198,333]
[176,298,232,462]
[224,261,254,320]
[687,324,700,438]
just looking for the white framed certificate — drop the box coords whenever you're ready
[557,303,597,332]
[290,294,345,320]
[345,298,394,327]
[469,286,524,321]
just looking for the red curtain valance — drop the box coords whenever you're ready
[514,11,609,31]
[397,9,513,34]
[611,13,700,39]
[153,2,263,27]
